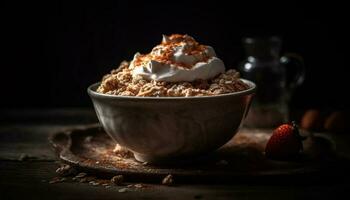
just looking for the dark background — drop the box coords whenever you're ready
[2,1,349,110]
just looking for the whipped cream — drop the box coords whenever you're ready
[131,34,225,82]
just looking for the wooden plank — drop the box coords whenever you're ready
[0,124,94,160]
[0,109,350,199]
[0,108,98,124]
[48,125,349,185]
[1,161,349,200]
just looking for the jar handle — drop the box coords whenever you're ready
[281,53,306,90]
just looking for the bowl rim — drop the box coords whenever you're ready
[88,79,256,100]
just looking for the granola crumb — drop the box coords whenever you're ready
[97,62,249,97]
[134,183,144,188]
[79,178,88,183]
[18,153,36,161]
[75,172,87,178]
[55,164,77,176]
[111,175,124,185]
[49,177,67,184]
[113,144,133,158]
[118,188,128,193]
[89,181,100,186]
[84,136,93,143]
[18,153,29,161]
[162,174,173,186]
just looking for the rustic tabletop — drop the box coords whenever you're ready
[1,109,350,200]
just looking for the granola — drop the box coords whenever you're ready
[96,34,249,97]
[97,61,249,97]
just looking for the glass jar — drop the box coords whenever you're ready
[238,36,305,128]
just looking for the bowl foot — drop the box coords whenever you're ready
[133,152,214,165]
[133,152,162,163]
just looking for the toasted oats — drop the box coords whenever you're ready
[75,172,87,178]
[134,183,144,188]
[55,164,77,176]
[118,188,128,193]
[162,174,173,186]
[49,177,67,184]
[111,175,124,185]
[97,62,249,97]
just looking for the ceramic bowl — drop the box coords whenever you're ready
[88,79,255,163]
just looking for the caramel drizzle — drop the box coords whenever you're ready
[134,34,211,69]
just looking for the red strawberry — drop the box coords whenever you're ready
[265,122,305,159]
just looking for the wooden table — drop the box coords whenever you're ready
[1,109,350,200]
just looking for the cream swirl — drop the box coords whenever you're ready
[131,34,225,82]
